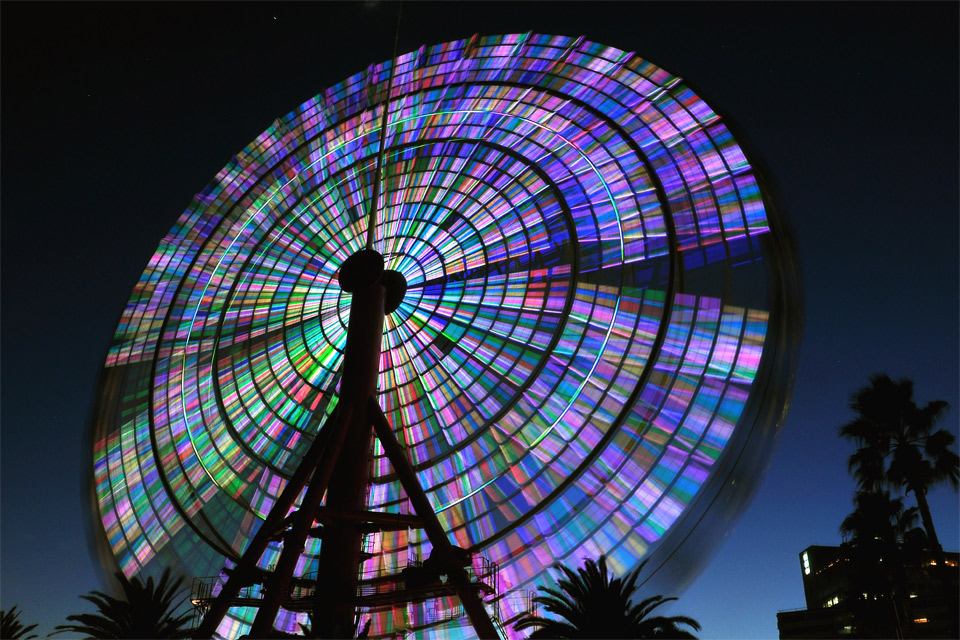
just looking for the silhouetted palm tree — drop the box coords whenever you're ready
[838,489,928,637]
[54,567,192,639]
[840,489,923,549]
[1,605,39,639]
[838,374,958,552]
[514,555,700,639]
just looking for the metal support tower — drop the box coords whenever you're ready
[195,249,499,640]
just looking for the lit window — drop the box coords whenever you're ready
[802,552,810,575]
[914,618,928,624]
[909,593,917,599]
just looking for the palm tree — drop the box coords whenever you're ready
[53,567,193,639]
[1,605,39,639]
[514,555,700,639]
[838,489,925,637]
[839,489,922,550]
[838,374,958,552]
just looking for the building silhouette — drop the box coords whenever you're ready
[777,545,958,638]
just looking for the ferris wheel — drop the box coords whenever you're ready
[90,32,799,638]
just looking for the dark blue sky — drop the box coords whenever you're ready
[2,3,957,638]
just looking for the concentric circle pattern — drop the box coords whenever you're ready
[92,33,796,638]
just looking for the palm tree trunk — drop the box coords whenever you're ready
[910,481,956,637]
[910,484,942,553]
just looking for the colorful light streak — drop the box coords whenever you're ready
[92,33,786,638]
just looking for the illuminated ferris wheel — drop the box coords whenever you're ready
[90,32,799,638]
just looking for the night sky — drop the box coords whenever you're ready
[2,3,958,638]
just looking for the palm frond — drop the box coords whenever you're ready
[54,568,191,639]
[514,555,699,638]
[1,606,39,640]
[639,613,702,635]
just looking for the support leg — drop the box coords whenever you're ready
[370,400,501,640]
[195,407,345,638]
[311,260,387,638]
[247,404,355,637]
